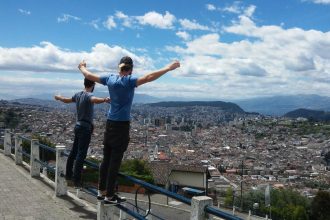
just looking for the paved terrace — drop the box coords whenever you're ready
[0,128,259,220]
[0,151,194,220]
[0,152,96,220]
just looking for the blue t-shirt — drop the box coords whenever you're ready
[72,91,94,124]
[100,74,138,121]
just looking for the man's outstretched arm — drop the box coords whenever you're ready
[54,95,73,103]
[136,60,180,87]
[90,97,111,104]
[78,61,102,84]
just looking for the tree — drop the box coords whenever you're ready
[293,206,308,220]
[3,108,20,128]
[20,134,56,162]
[310,190,330,220]
[240,188,311,220]
[119,159,154,184]
[224,187,233,207]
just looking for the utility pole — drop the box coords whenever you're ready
[240,159,244,211]
[145,123,148,148]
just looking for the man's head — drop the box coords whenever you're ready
[84,78,96,92]
[119,56,133,75]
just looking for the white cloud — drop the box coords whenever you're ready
[176,31,191,41]
[179,19,210,31]
[136,11,175,29]
[103,16,116,30]
[115,11,128,20]
[18,9,31,15]
[168,34,224,56]
[0,73,84,99]
[88,19,101,30]
[57,14,81,23]
[0,42,155,99]
[304,0,330,4]
[222,1,242,14]
[206,4,216,11]
[115,11,134,27]
[0,42,152,73]
[166,14,330,98]
[137,81,208,98]
[219,2,256,17]
[244,5,256,18]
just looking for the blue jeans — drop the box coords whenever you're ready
[66,125,92,185]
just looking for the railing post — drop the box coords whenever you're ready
[191,196,213,220]
[97,202,115,220]
[146,209,153,220]
[76,188,83,199]
[14,133,22,165]
[42,167,48,177]
[30,139,40,177]
[4,129,11,156]
[119,203,127,220]
[55,145,67,196]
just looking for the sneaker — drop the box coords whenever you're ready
[97,195,105,201]
[73,182,82,189]
[66,180,75,187]
[104,195,126,205]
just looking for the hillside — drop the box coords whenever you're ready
[284,108,330,121]
[235,94,330,116]
[148,101,245,113]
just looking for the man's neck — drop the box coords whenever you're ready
[85,87,93,92]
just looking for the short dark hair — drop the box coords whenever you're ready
[119,56,133,72]
[119,56,133,66]
[84,78,95,88]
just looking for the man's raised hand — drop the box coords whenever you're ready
[78,60,87,70]
[167,60,180,71]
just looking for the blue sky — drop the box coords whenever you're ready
[0,0,330,100]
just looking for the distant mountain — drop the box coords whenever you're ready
[148,101,245,113]
[11,94,330,116]
[133,93,162,103]
[10,92,211,104]
[12,98,59,107]
[235,95,330,116]
[284,108,330,121]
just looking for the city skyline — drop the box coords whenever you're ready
[0,0,330,100]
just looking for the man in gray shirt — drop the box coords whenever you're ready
[54,78,110,187]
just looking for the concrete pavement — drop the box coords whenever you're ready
[0,152,96,220]
[0,150,254,220]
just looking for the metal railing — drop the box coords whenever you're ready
[2,129,244,220]
[63,147,243,220]
[83,186,146,220]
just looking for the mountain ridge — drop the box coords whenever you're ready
[284,108,330,121]
[148,101,245,113]
[6,94,330,116]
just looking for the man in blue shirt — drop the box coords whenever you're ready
[54,78,110,188]
[78,57,180,204]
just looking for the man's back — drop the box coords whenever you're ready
[100,74,137,121]
[73,91,94,124]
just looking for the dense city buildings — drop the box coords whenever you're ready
[1,100,329,203]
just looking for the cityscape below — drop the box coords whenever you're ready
[0,96,329,219]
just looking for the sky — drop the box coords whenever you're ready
[0,0,330,100]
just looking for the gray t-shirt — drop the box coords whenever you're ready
[72,91,94,125]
